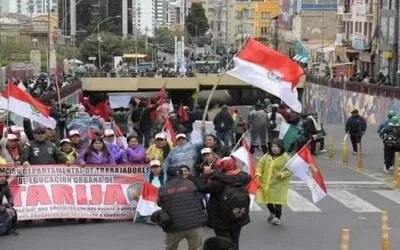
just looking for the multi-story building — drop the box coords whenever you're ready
[153,0,169,27]
[131,0,154,36]
[234,0,280,48]
[336,0,377,76]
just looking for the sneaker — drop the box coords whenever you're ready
[383,166,389,173]
[353,151,357,155]
[320,149,328,153]
[388,166,394,171]
[271,217,281,225]
[267,214,275,222]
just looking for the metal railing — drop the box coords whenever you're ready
[306,75,400,99]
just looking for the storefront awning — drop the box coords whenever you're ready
[300,57,309,63]
[292,55,301,61]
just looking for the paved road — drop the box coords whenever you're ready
[2,124,400,250]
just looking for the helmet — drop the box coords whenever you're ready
[390,116,399,124]
[388,110,396,119]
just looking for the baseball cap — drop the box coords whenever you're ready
[150,160,161,167]
[104,129,115,137]
[68,130,80,136]
[176,133,187,140]
[7,134,18,141]
[10,126,21,133]
[155,133,166,140]
[201,147,213,155]
[60,138,72,145]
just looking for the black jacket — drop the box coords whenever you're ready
[0,181,13,213]
[213,110,233,132]
[345,115,367,135]
[157,177,207,233]
[21,140,67,165]
[197,171,251,230]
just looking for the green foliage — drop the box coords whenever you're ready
[153,27,184,54]
[186,3,209,37]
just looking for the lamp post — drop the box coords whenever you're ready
[95,15,121,69]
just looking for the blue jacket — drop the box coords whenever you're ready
[163,141,203,172]
[378,119,390,134]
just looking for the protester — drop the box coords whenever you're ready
[76,137,115,165]
[202,134,230,159]
[197,157,251,250]
[68,130,87,154]
[309,112,327,155]
[232,109,246,145]
[345,109,367,154]
[131,101,159,147]
[0,169,16,223]
[213,105,233,146]
[180,165,192,180]
[103,129,126,164]
[126,135,146,164]
[146,133,173,164]
[379,116,400,173]
[267,105,285,151]
[2,134,23,165]
[255,139,292,226]
[248,103,268,154]
[146,160,166,187]
[152,166,207,250]
[59,138,77,164]
[163,133,203,174]
[20,127,67,166]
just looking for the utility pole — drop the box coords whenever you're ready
[47,0,51,76]
[225,0,229,68]
[392,0,399,86]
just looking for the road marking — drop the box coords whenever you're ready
[328,190,381,212]
[287,189,321,212]
[249,195,263,212]
[291,181,384,185]
[374,190,400,205]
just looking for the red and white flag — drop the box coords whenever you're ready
[178,103,190,122]
[113,121,128,150]
[136,182,160,217]
[285,145,327,203]
[227,38,303,112]
[2,83,56,128]
[164,118,176,145]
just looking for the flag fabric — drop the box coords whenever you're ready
[164,118,176,145]
[227,38,303,113]
[178,103,190,122]
[2,83,56,128]
[147,99,158,121]
[169,99,174,113]
[91,100,110,121]
[113,121,128,150]
[285,145,327,203]
[155,83,167,105]
[136,182,160,217]
[279,120,300,151]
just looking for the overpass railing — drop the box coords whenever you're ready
[306,75,400,99]
[40,79,82,105]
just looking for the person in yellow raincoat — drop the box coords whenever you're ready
[145,133,173,164]
[255,139,291,225]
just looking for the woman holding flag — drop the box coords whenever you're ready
[255,139,292,225]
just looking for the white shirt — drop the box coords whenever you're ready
[151,176,161,188]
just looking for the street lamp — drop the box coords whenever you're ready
[95,15,121,69]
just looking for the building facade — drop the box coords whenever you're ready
[336,0,377,76]
[153,0,169,27]
[234,0,280,48]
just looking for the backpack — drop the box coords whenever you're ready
[383,130,399,148]
[0,209,17,236]
[219,183,250,223]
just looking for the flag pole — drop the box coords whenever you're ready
[230,131,247,156]
[53,72,62,110]
[201,36,251,122]
[5,83,10,127]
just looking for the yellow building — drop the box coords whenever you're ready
[234,0,280,46]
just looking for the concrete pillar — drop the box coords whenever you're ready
[70,0,76,37]
[30,50,41,77]
[50,50,57,73]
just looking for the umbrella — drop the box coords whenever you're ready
[74,66,87,74]
[69,58,83,64]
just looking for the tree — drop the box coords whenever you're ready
[186,3,209,37]
[153,27,184,54]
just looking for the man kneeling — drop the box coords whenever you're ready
[152,166,207,250]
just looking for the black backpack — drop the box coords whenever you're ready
[383,127,399,148]
[219,183,250,223]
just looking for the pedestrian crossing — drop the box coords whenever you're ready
[250,188,400,213]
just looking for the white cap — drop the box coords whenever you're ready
[155,133,166,140]
[201,147,213,155]
[176,133,187,140]
[7,134,18,140]
[150,160,161,167]
[69,130,80,136]
[10,126,21,133]
[60,138,71,144]
[104,129,115,137]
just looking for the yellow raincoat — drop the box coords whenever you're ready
[255,153,292,205]
[146,141,174,164]
[61,149,77,164]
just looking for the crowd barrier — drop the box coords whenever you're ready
[1,164,149,220]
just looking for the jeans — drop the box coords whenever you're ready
[217,131,231,146]
[266,203,282,219]
[214,227,242,250]
[164,227,203,250]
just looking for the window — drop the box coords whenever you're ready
[261,27,271,35]
[363,22,367,36]
[261,12,270,20]
[355,22,358,32]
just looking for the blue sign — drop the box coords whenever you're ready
[353,39,365,51]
